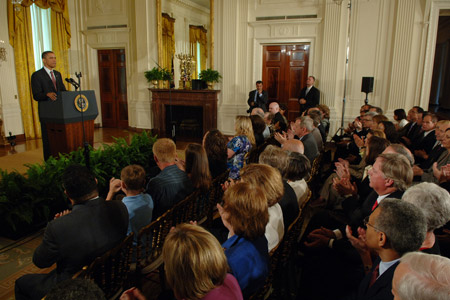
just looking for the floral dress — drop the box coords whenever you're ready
[227,135,252,179]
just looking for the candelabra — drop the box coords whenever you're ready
[175,53,195,89]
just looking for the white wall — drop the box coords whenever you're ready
[1,0,449,140]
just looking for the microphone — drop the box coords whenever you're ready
[65,78,79,88]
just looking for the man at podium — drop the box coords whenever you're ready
[31,51,67,160]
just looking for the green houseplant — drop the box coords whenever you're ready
[144,67,162,88]
[0,131,157,239]
[199,68,222,89]
[160,68,173,89]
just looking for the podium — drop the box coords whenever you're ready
[39,90,98,157]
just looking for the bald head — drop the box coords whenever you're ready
[282,139,304,154]
[251,107,265,118]
[269,102,280,114]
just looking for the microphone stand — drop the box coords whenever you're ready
[74,72,91,169]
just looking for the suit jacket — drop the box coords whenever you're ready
[357,258,399,300]
[422,150,450,183]
[31,68,67,102]
[247,89,268,112]
[298,86,320,114]
[300,132,319,163]
[16,197,128,299]
[412,130,436,154]
[419,143,446,169]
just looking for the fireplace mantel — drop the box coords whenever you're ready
[150,89,220,139]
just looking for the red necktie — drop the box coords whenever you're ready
[369,263,379,287]
[371,200,378,211]
[50,71,57,91]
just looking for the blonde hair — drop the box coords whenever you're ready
[240,164,284,207]
[378,153,413,191]
[153,138,177,163]
[162,224,228,300]
[235,115,256,145]
[222,182,269,240]
[370,129,386,139]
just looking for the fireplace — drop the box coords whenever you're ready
[150,89,220,142]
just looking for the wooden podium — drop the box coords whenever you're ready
[39,91,98,157]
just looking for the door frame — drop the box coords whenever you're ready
[251,38,316,90]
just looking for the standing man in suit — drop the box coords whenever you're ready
[15,164,128,300]
[298,76,320,116]
[31,51,67,160]
[247,80,268,113]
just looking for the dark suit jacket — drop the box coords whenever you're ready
[357,258,399,300]
[419,143,445,169]
[300,132,319,163]
[31,68,67,104]
[298,86,320,114]
[16,197,128,299]
[412,130,436,154]
[280,181,299,230]
[247,89,268,112]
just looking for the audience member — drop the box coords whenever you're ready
[258,146,300,228]
[400,106,424,147]
[268,102,287,132]
[250,114,267,146]
[274,116,319,163]
[251,108,271,139]
[218,182,269,298]
[15,165,128,300]
[285,152,311,208]
[203,129,228,179]
[412,112,437,164]
[393,108,408,129]
[177,143,212,193]
[227,116,255,179]
[317,103,330,134]
[146,138,193,217]
[392,252,450,300]
[163,224,243,300]
[240,164,284,251]
[282,139,304,154]
[107,165,153,245]
[402,182,450,254]
[377,120,398,143]
[418,119,450,169]
[348,199,426,300]
[369,106,383,115]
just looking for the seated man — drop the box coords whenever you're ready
[146,138,193,217]
[392,252,450,300]
[15,165,128,300]
[349,199,426,300]
[268,102,287,133]
[411,112,437,165]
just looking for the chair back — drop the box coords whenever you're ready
[74,233,134,299]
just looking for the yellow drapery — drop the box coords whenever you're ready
[7,0,71,140]
[189,25,207,79]
[162,13,175,71]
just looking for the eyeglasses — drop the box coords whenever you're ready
[363,216,381,232]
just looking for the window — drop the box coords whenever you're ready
[30,4,52,70]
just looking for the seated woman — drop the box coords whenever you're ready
[284,152,311,208]
[218,182,269,298]
[240,164,284,251]
[227,116,255,179]
[177,143,212,193]
[203,129,228,179]
[162,224,243,300]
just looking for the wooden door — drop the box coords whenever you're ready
[98,49,128,128]
[262,44,309,122]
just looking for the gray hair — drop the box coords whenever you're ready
[396,252,450,300]
[296,116,314,132]
[378,153,413,191]
[365,111,378,118]
[251,107,265,119]
[375,199,426,256]
[259,145,289,175]
[402,182,450,232]
[385,144,415,166]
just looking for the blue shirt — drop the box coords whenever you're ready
[122,193,154,243]
[222,234,269,298]
[227,135,252,179]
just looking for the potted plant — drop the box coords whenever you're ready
[199,68,222,90]
[145,67,162,88]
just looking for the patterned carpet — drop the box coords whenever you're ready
[0,231,55,300]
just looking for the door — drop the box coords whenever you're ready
[262,44,310,122]
[98,49,128,128]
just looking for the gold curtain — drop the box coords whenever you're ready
[162,13,175,71]
[189,25,207,79]
[7,0,71,140]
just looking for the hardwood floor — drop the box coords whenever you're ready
[0,128,192,158]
